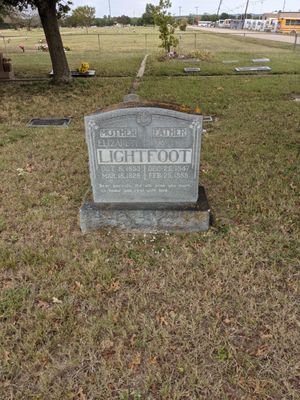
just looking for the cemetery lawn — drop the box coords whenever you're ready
[1,27,300,400]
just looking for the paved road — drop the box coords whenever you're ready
[189,26,299,45]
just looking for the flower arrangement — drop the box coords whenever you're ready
[78,62,89,74]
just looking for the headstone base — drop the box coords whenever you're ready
[80,186,210,233]
[0,71,15,80]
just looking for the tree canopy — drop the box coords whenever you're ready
[1,0,72,18]
[67,5,95,28]
[141,3,155,25]
[152,0,178,53]
[1,0,73,84]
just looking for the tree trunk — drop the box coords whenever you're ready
[37,0,72,84]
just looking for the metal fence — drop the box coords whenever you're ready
[0,30,299,55]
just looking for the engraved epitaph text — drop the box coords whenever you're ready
[85,107,202,203]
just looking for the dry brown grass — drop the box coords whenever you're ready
[0,30,300,399]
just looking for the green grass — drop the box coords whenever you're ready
[146,50,300,76]
[0,26,300,399]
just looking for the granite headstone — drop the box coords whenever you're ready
[80,101,210,232]
[0,53,14,80]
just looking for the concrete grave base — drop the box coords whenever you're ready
[80,186,211,233]
[50,70,96,77]
[0,71,14,80]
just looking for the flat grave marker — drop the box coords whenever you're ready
[235,66,272,72]
[49,70,96,77]
[222,60,239,64]
[252,58,270,63]
[203,115,213,123]
[27,118,71,127]
[179,58,201,63]
[291,95,300,102]
[184,67,201,73]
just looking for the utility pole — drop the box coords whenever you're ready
[282,0,286,12]
[217,0,223,17]
[108,0,111,18]
[243,0,250,21]
[195,6,198,15]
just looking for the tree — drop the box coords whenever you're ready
[220,12,230,20]
[69,6,95,32]
[201,14,218,22]
[17,6,40,30]
[187,14,195,25]
[152,0,178,53]
[179,18,187,31]
[2,0,72,84]
[116,15,131,26]
[141,3,155,25]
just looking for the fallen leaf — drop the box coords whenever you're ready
[157,315,168,326]
[109,280,121,292]
[260,333,273,340]
[77,387,87,400]
[4,350,10,362]
[52,297,63,304]
[255,345,268,357]
[111,313,118,323]
[75,281,83,289]
[37,300,51,309]
[101,339,114,351]
[129,352,141,369]
[16,168,28,176]
[169,311,176,320]
[148,356,158,365]
[130,334,137,346]
[25,163,35,173]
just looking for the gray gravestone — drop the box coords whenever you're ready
[27,118,71,127]
[80,102,210,232]
[235,66,272,72]
[49,70,96,77]
[180,58,201,63]
[0,53,14,80]
[123,93,140,103]
[222,60,239,64]
[252,58,270,63]
[184,67,201,73]
[85,107,202,203]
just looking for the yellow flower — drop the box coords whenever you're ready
[79,62,89,73]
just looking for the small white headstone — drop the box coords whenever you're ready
[252,58,270,63]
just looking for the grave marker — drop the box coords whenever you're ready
[184,67,201,73]
[49,70,96,77]
[252,58,270,63]
[235,66,272,72]
[222,60,239,64]
[0,53,14,80]
[179,58,201,63]
[27,118,71,127]
[80,100,210,232]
